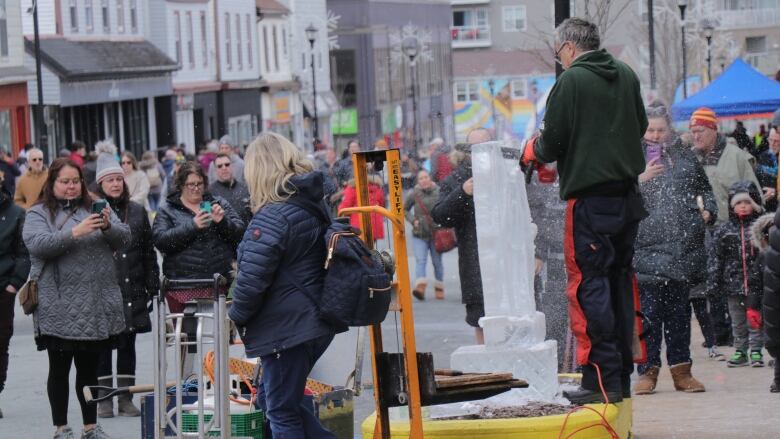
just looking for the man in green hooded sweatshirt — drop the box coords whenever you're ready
[521,17,648,405]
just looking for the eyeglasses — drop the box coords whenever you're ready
[30,158,43,162]
[184,182,205,189]
[554,41,570,64]
[121,161,133,165]
[56,178,81,186]
[216,163,231,169]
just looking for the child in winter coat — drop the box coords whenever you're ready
[707,181,765,367]
[338,173,386,240]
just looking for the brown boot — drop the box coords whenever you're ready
[434,282,445,300]
[633,366,659,395]
[669,362,706,392]
[412,279,427,301]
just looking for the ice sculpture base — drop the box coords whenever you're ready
[450,340,559,402]
[480,312,546,347]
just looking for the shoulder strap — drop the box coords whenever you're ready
[414,192,434,227]
[281,270,320,307]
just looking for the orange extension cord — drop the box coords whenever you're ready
[557,362,620,439]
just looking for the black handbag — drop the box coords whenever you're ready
[123,296,152,334]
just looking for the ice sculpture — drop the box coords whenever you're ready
[449,141,559,402]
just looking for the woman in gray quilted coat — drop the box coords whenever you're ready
[22,158,130,439]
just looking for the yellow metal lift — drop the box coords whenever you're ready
[340,149,526,439]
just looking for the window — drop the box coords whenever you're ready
[225,13,231,69]
[236,14,242,69]
[502,6,526,32]
[511,78,527,99]
[452,9,488,28]
[130,0,137,33]
[263,26,270,73]
[272,25,279,72]
[281,27,287,56]
[173,11,181,64]
[186,12,194,67]
[0,0,8,57]
[246,14,253,68]
[455,81,479,103]
[746,36,767,53]
[116,0,124,33]
[70,0,78,32]
[101,0,109,32]
[200,12,208,67]
[85,0,93,32]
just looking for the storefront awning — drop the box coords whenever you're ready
[25,38,178,82]
[301,90,340,119]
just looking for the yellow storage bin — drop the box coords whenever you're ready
[360,398,632,439]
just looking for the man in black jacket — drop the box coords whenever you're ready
[208,153,252,225]
[432,127,492,344]
[0,178,31,418]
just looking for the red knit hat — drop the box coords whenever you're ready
[689,107,718,130]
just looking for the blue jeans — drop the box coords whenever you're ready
[255,334,336,439]
[412,236,443,282]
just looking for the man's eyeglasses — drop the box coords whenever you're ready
[554,41,570,64]
[184,182,205,189]
[56,178,81,186]
[30,158,43,162]
[216,163,231,169]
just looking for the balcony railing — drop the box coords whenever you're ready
[450,25,491,48]
[714,8,780,29]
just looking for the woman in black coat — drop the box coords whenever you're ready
[633,102,716,395]
[152,161,245,312]
[229,132,336,438]
[762,193,780,392]
[431,133,489,344]
[91,154,159,418]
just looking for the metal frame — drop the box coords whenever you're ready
[338,149,424,439]
[152,274,231,439]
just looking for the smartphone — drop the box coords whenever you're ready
[91,199,107,215]
[645,142,662,163]
[200,201,212,213]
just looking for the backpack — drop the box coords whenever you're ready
[284,198,392,330]
[145,165,163,189]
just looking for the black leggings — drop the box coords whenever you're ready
[47,348,99,427]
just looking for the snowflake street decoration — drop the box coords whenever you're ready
[389,22,433,69]
[327,10,341,50]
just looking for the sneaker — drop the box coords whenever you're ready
[54,427,75,439]
[708,346,725,361]
[81,425,112,439]
[727,350,749,367]
[750,351,765,367]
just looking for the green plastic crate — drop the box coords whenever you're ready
[180,410,264,438]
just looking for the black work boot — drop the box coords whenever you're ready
[563,387,623,405]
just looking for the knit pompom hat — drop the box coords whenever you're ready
[689,107,718,130]
[96,153,123,183]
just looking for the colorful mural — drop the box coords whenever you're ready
[454,75,555,143]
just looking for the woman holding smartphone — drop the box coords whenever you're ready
[152,161,245,312]
[90,154,159,418]
[23,158,131,439]
[633,101,717,395]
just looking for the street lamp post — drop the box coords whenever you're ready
[30,0,47,155]
[678,0,688,98]
[648,0,656,89]
[402,36,419,151]
[487,79,497,134]
[701,20,714,83]
[305,24,319,142]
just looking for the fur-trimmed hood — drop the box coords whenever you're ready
[751,212,775,251]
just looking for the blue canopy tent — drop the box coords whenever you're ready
[671,59,780,121]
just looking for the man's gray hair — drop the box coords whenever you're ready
[555,17,600,52]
